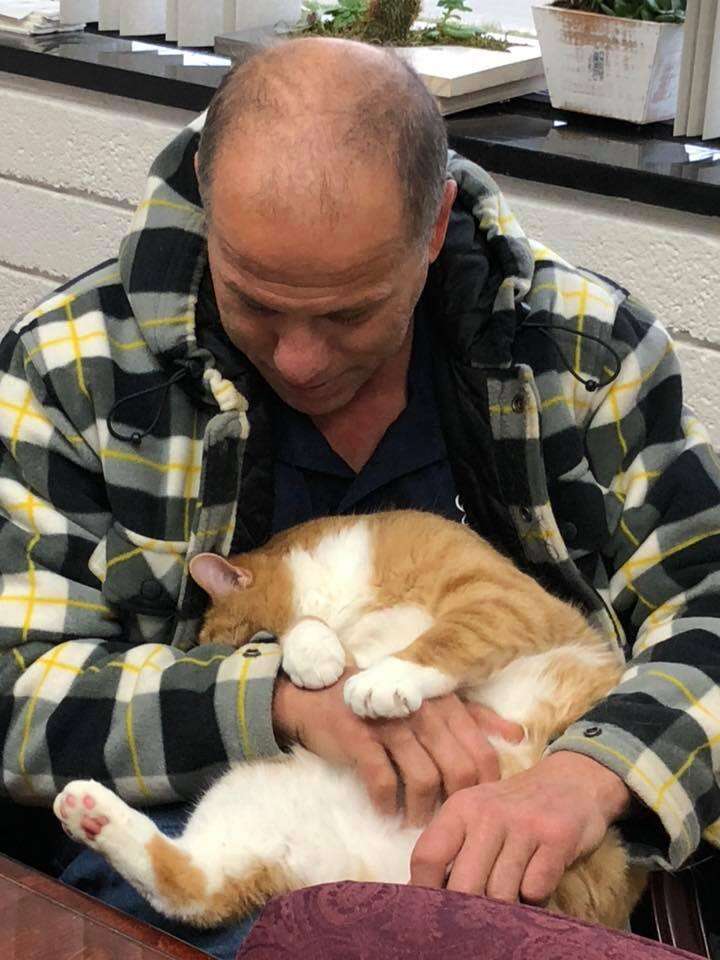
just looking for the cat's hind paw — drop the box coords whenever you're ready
[54,780,135,848]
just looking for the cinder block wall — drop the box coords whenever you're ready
[2,72,720,442]
[0,73,193,319]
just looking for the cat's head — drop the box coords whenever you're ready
[189,553,259,648]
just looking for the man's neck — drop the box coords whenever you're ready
[312,325,414,473]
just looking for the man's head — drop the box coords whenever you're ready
[196,37,457,416]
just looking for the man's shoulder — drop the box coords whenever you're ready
[527,241,668,353]
[5,258,138,371]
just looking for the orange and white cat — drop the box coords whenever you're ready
[54,511,646,928]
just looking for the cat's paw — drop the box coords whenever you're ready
[343,662,423,719]
[344,658,456,719]
[282,619,346,690]
[53,780,133,849]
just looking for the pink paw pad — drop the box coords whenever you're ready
[81,814,109,838]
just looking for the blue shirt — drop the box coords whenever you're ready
[271,310,464,534]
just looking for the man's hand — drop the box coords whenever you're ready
[273,672,524,825]
[410,751,631,904]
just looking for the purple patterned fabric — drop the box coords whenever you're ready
[238,882,698,960]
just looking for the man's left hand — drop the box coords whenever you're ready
[410,751,631,904]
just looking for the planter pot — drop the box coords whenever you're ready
[532,5,684,124]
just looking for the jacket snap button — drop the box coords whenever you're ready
[562,522,578,543]
[583,726,602,738]
[520,506,533,522]
[140,580,163,600]
[243,648,261,658]
[511,392,526,414]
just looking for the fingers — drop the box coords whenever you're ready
[411,706,483,796]
[445,707,501,783]
[445,827,505,895]
[383,728,442,826]
[410,807,466,888]
[353,741,399,818]
[466,702,526,745]
[485,836,538,902]
[520,848,566,905]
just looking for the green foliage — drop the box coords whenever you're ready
[363,0,422,43]
[296,0,367,35]
[296,0,509,49]
[553,0,685,21]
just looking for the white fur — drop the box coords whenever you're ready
[286,523,376,632]
[281,619,346,689]
[56,750,421,923]
[53,524,614,926]
[344,656,456,719]
[465,644,617,727]
[343,605,435,668]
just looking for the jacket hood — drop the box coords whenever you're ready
[118,115,536,376]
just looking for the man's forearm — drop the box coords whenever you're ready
[2,636,283,806]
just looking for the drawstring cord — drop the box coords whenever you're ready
[107,319,620,446]
[107,359,202,446]
[523,322,622,392]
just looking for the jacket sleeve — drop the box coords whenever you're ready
[547,296,720,869]
[0,318,282,808]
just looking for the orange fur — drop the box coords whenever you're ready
[195,509,647,927]
[147,834,296,927]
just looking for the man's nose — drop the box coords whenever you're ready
[272,327,329,387]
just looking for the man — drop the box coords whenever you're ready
[1,37,719,957]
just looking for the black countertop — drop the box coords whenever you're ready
[1,28,719,219]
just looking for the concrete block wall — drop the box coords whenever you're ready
[0,73,194,321]
[2,72,720,442]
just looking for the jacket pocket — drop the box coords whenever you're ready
[89,522,189,618]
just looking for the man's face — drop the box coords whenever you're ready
[204,154,448,417]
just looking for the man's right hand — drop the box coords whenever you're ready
[272,671,524,826]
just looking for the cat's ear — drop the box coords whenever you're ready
[189,553,253,599]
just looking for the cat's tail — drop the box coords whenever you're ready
[54,780,296,927]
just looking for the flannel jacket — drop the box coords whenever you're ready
[1,115,720,872]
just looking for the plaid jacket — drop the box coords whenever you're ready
[2,115,719,871]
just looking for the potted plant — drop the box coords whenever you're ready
[532,0,686,123]
[295,0,508,50]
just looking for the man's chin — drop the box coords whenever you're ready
[271,384,357,417]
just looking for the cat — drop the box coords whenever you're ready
[54,510,647,929]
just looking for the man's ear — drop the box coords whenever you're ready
[189,553,253,599]
[428,179,458,265]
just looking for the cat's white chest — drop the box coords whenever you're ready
[285,521,434,667]
[341,605,434,667]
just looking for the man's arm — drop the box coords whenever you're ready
[413,294,720,898]
[0,318,283,806]
[547,295,720,869]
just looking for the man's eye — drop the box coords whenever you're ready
[240,298,275,317]
[331,311,366,326]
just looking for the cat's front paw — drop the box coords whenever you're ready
[54,780,131,848]
[344,662,424,719]
[344,658,456,719]
[282,618,346,690]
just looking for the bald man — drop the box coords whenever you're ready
[2,38,720,957]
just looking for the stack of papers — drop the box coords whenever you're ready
[674,0,720,140]
[0,0,85,34]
